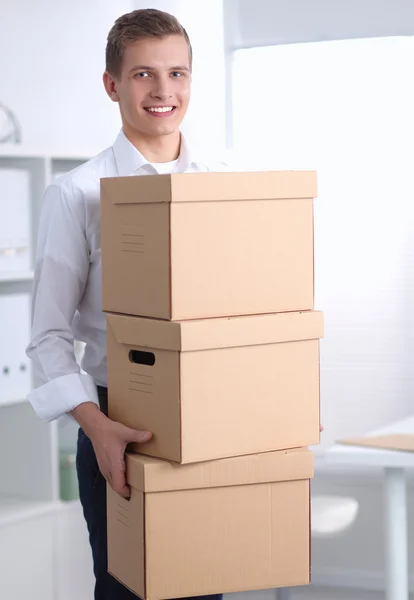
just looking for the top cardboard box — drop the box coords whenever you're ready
[101,170,317,320]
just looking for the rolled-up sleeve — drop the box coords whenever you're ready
[26,183,99,421]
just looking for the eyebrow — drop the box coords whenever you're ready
[128,65,190,74]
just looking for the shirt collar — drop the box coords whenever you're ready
[112,129,207,176]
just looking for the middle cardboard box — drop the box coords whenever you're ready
[106,309,323,464]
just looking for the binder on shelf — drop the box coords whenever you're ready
[0,168,31,274]
[0,294,32,404]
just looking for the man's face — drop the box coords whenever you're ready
[105,35,191,139]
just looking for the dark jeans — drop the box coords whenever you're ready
[76,386,223,600]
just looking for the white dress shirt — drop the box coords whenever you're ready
[26,130,226,422]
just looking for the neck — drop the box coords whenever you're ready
[123,127,181,163]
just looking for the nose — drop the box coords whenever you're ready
[150,75,173,101]
[151,90,172,101]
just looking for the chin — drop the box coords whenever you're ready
[149,124,180,137]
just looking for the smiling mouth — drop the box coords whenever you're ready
[144,106,176,114]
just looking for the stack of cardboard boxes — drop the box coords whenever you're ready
[100,170,324,599]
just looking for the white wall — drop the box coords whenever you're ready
[224,0,414,147]
[1,0,132,156]
[227,0,414,48]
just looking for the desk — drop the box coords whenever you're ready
[325,415,414,600]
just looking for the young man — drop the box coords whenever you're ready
[26,9,224,600]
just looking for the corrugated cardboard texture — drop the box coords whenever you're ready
[101,171,316,320]
[125,447,314,493]
[107,313,321,463]
[338,434,414,452]
[101,195,171,319]
[106,309,324,352]
[107,449,312,599]
[179,340,320,463]
[145,481,310,599]
[107,447,312,600]
[170,198,314,320]
[107,485,145,598]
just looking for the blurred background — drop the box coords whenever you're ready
[1,0,414,598]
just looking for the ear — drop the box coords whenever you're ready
[103,71,120,103]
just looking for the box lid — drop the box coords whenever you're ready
[106,310,324,352]
[126,447,314,493]
[100,171,317,205]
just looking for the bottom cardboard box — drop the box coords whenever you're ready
[107,448,313,599]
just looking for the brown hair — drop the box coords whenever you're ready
[106,8,192,78]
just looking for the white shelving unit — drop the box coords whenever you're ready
[0,146,94,600]
[0,270,34,282]
[0,495,62,528]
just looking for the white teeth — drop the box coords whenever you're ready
[147,106,174,113]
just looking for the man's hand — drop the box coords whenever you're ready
[90,418,152,498]
[71,402,152,499]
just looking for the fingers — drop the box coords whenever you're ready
[98,449,131,499]
[115,481,131,499]
[112,420,152,445]
[127,428,153,444]
[111,465,131,499]
[112,428,151,495]
[94,422,152,499]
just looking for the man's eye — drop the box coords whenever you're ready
[136,72,149,78]
[171,71,183,77]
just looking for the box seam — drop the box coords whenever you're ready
[269,483,273,581]
[178,350,183,462]
[318,341,321,445]
[309,480,312,583]
[144,493,148,599]
[312,201,315,308]
[168,190,173,320]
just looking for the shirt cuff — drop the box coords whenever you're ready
[27,372,100,422]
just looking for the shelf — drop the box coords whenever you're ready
[0,270,34,283]
[0,146,91,524]
[62,498,82,509]
[0,496,62,527]
[0,145,47,159]
[0,397,29,409]
[0,145,92,162]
